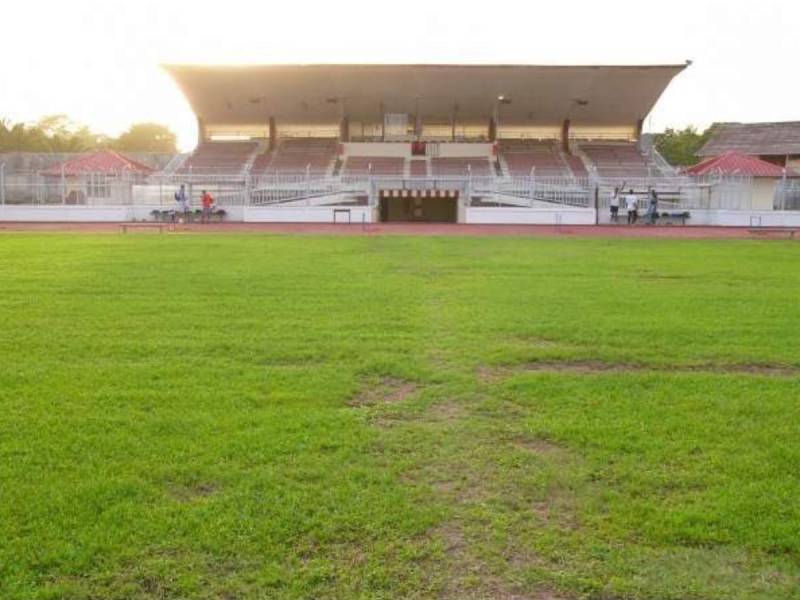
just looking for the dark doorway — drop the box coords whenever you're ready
[379,191,458,223]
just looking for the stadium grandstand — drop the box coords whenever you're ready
[153,63,690,221]
[4,63,800,225]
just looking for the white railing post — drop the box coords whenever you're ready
[306,164,311,206]
[61,164,66,205]
[0,163,5,206]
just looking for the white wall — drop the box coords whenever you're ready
[340,142,495,158]
[687,210,800,227]
[432,143,494,158]
[0,205,130,221]
[244,205,374,223]
[466,207,596,225]
[342,142,410,157]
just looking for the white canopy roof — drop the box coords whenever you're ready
[165,63,687,127]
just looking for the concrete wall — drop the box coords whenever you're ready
[685,210,800,227]
[0,205,131,221]
[466,207,596,225]
[244,205,374,223]
[340,142,494,158]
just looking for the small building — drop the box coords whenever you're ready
[686,151,796,210]
[698,122,800,171]
[40,150,153,204]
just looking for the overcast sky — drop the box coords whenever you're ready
[2,0,798,150]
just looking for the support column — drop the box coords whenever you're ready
[339,115,349,142]
[488,117,497,143]
[635,118,644,142]
[561,119,571,155]
[197,117,207,146]
[268,117,277,151]
[380,103,385,141]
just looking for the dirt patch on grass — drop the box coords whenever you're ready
[481,360,800,379]
[515,437,563,456]
[350,377,418,407]
[425,401,467,423]
[167,481,219,502]
[433,522,566,600]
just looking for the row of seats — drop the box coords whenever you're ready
[580,143,659,178]
[181,139,662,180]
[178,142,258,175]
[344,156,405,175]
[251,138,337,175]
[342,157,491,176]
[498,139,577,178]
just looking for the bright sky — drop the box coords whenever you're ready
[3,0,798,151]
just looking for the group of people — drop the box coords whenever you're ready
[174,185,216,223]
[609,187,659,225]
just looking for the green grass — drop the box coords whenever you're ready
[1,233,799,599]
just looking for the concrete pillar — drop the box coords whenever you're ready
[561,119,571,155]
[488,117,497,142]
[197,117,207,146]
[268,117,277,151]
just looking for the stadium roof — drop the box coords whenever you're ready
[698,122,800,157]
[164,64,688,127]
[41,150,154,176]
[686,151,796,178]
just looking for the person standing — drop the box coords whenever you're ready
[201,190,214,224]
[647,188,659,225]
[625,189,638,225]
[174,184,188,220]
[610,187,620,223]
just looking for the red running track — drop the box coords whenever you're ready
[0,221,784,239]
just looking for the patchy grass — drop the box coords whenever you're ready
[1,233,799,599]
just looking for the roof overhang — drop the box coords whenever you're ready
[164,63,688,128]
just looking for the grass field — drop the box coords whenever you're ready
[1,233,799,600]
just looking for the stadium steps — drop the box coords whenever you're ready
[160,153,191,175]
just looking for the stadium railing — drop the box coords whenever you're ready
[0,168,780,214]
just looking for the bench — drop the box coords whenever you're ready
[119,222,169,234]
[748,227,798,239]
[657,211,691,225]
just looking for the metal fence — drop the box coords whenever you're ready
[776,179,800,210]
[0,167,783,214]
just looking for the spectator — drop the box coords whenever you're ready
[174,184,188,220]
[625,189,638,225]
[610,186,620,223]
[647,188,659,224]
[201,190,214,224]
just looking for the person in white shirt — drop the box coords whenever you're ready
[610,187,620,223]
[625,189,639,225]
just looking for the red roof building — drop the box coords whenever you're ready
[41,150,154,177]
[686,151,796,178]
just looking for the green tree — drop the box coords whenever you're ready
[113,123,177,153]
[653,125,718,167]
[0,115,102,152]
[0,119,49,152]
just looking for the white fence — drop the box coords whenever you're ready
[3,166,798,226]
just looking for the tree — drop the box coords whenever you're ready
[36,114,99,152]
[0,119,49,152]
[113,123,177,153]
[653,125,718,167]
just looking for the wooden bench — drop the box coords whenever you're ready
[748,227,798,239]
[119,222,169,234]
